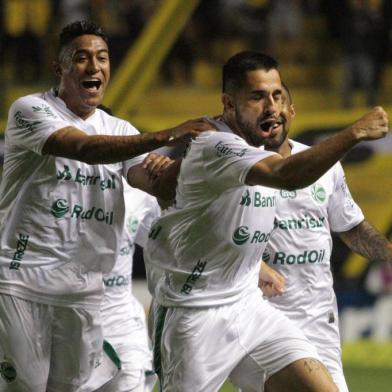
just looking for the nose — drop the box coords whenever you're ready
[264,95,278,116]
[86,57,99,74]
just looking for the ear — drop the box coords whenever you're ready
[53,61,62,78]
[222,93,235,112]
[290,104,296,118]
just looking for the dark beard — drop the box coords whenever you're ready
[263,128,288,150]
[235,109,264,147]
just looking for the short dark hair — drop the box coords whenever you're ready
[222,51,279,94]
[58,20,109,58]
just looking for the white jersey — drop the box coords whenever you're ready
[145,124,278,308]
[264,140,364,343]
[0,90,144,310]
[101,181,160,343]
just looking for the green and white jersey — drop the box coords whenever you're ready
[101,182,160,342]
[145,126,278,307]
[0,90,144,310]
[264,140,364,342]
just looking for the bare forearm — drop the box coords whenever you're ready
[271,128,358,190]
[248,128,358,189]
[79,130,181,164]
[42,118,214,165]
[44,127,179,164]
[339,220,392,264]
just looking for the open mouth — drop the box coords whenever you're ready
[259,119,282,134]
[81,80,102,90]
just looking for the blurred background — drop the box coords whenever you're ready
[0,0,391,389]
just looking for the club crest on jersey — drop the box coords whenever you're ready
[311,184,326,204]
[0,360,17,383]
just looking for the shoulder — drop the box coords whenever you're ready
[10,93,46,112]
[194,131,249,151]
[96,109,140,136]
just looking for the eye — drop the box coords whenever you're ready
[273,92,282,101]
[75,56,88,63]
[251,94,264,101]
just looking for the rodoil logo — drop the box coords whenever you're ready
[51,199,114,225]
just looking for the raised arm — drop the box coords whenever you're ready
[339,220,392,265]
[246,107,389,190]
[42,118,213,164]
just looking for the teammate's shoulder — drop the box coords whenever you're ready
[290,139,309,152]
[201,130,245,144]
[97,109,140,135]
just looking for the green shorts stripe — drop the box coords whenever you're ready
[153,305,168,391]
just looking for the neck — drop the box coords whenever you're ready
[265,138,292,158]
[221,113,254,146]
[57,90,95,120]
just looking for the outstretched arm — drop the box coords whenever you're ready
[246,107,389,190]
[42,118,213,164]
[339,220,392,265]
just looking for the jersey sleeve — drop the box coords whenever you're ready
[202,132,276,192]
[328,163,364,232]
[121,121,147,176]
[134,196,161,248]
[6,95,70,155]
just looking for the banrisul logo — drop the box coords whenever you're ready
[51,199,69,218]
[232,225,250,245]
[280,189,297,199]
[311,184,326,204]
[240,190,251,206]
[240,189,276,208]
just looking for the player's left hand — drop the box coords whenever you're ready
[142,153,174,180]
[258,261,285,298]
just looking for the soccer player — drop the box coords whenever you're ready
[85,181,160,391]
[259,83,392,391]
[141,51,389,392]
[0,20,211,391]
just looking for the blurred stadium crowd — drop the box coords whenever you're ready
[0,0,391,343]
[0,0,392,105]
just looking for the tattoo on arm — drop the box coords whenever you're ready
[339,220,392,264]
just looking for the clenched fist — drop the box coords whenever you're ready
[350,106,389,141]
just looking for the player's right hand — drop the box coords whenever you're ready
[351,106,389,141]
[165,118,216,145]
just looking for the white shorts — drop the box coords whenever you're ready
[0,294,102,392]
[92,330,156,392]
[89,299,156,392]
[288,303,348,392]
[153,290,320,392]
